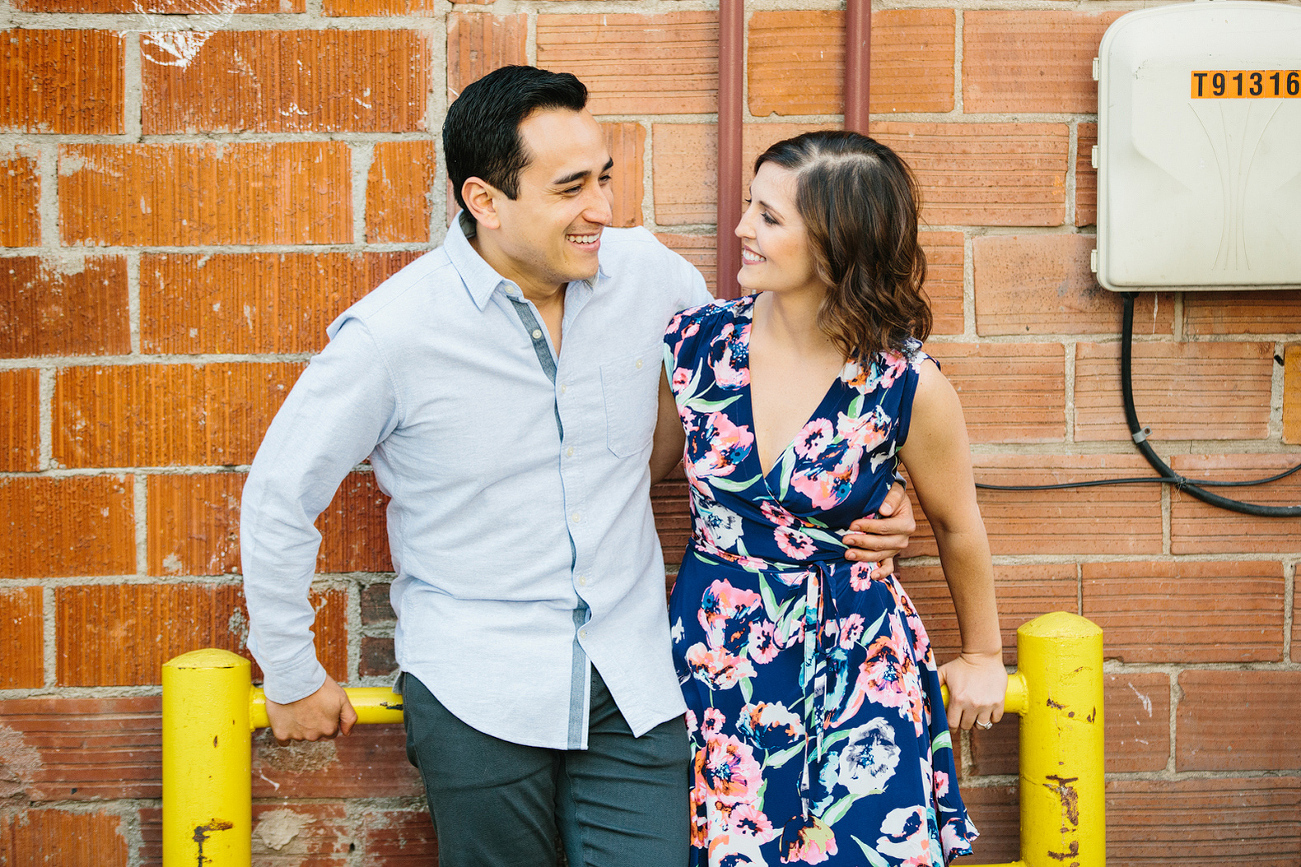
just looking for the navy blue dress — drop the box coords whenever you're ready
[663,296,977,866]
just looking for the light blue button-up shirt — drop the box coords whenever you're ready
[241,216,712,749]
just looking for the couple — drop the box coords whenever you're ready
[241,65,1004,867]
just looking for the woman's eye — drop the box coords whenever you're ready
[761,213,777,226]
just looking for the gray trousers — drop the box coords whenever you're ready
[402,670,690,867]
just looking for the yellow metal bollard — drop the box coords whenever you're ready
[1016,611,1105,867]
[162,649,253,867]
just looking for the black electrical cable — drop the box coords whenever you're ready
[975,294,1301,514]
[1115,292,1299,516]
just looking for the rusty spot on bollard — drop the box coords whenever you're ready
[1046,839,1080,862]
[193,819,234,866]
[1046,696,1066,710]
[1044,774,1080,826]
[380,701,404,711]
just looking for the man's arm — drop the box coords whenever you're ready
[242,317,398,740]
[842,481,916,578]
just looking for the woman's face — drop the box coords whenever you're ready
[734,162,822,298]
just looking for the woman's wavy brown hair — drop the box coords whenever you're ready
[754,130,931,362]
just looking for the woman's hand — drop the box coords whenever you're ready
[938,651,1008,731]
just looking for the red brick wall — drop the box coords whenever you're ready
[2,1,1300,864]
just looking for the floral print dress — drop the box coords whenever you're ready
[663,296,978,867]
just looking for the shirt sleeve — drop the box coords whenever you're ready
[241,316,400,703]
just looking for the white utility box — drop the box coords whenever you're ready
[1094,1,1301,291]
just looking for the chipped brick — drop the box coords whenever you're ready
[0,30,123,135]
[367,141,436,244]
[0,255,130,358]
[0,475,135,578]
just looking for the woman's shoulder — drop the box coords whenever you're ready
[842,338,933,394]
[664,293,756,342]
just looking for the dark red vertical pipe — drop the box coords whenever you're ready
[844,0,871,134]
[716,0,744,299]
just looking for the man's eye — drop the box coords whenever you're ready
[599,174,613,184]
[563,186,582,195]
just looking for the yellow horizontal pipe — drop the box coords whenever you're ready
[964,862,1026,867]
[248,686,404,731]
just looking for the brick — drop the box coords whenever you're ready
[252,725,423,798]
[920,232,963,336]
[0,808,128,866]
[447,13,528,99]
[958,785,1018,863]
[360,636,397,678]
[0,256,130,358]
[16,0,296,11]
[651,124,716,226]
[367,141,435,243]
[357,809,438,865]
[652,467,690,568]
[360,583,394,626]
[0,30,123,135]
[1168,454,1301,555]
[0,696,162,800]
[603,123,645,228]
[0,148,40,246]
[143,31,428,135]
[139,803,353,867]
[973,234,1174,336]
[652,122,840,228]
[963,12,1121,114]
[60,143,352,247]
[871,122,1069,228]
[147,471,390,577]
[56,583,347,687]
[0,369,39,472]
[748,10,954,117]
[1108,777,1301,866]
[1076,123,1097,227]
[1283,344,1300,444]
[955,454,1162,557]
[895,563,1077,666]
[325,0,434,15]
[537,13,718,115]
[0,586,43,689]
[1177,671,1301,771]
[141,252,418,356]
[1083,560,1284,663]
[1295,578,1301,664]
[0,475,134,578]
[1184,289,1301,336]
[53,362,304,469]
[655,234,717,296]
[1074,341,1274,442]
[1102,672,1171,773]
[926,342,1065,443]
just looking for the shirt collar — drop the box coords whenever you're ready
[445,210,613,310]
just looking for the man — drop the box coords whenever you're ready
[241,65,914,867]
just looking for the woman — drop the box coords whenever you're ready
[658,131,1006,866]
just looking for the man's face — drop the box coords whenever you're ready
[488,108,614,297]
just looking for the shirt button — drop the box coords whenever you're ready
[560,384,568,394]
[571,512,581,523]
[635,358,644,369]
[566,447,575,457]
[531,329,542,339]
[579,628,588,640]
[577,574,587,586]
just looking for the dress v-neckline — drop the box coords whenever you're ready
[738,297,847,484]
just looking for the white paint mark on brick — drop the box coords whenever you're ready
[1127,681,1153,717]
[256,808,315,851]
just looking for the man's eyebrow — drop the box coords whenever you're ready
[553,159,615,187]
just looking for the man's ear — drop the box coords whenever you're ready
[461,177,501,230]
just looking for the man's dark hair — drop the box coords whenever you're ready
[443,65,588,219]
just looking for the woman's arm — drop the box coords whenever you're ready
[897,359,1007,730]
[649,370,686,485]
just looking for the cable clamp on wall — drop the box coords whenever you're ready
[1131,427,1151,444]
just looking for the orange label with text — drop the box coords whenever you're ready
[1191,70,1301,99]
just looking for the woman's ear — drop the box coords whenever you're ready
[461,177,500,230]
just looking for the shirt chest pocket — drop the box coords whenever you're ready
[599,345,661,457]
